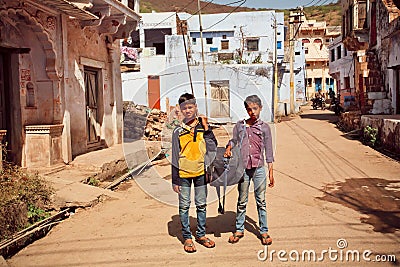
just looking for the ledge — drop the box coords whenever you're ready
[25,124,64,135]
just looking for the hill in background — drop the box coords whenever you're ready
[140,0,342,26]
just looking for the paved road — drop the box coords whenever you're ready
[8,107,400,266]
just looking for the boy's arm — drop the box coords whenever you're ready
[263,124,275,187]
[224,123,239,157]
[171,128,181,187]
[263,123,274,164]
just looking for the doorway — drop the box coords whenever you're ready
[84,67,101,146]
[396,67,400,114]
[210,80,230,118]
[0,52,11,161]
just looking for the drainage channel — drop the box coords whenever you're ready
[104,147,169,191]
[0,208,72,259]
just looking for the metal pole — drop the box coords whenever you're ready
[197,0,209,117]
[289,12,295,114]
[273,15,278,122]
[179,21,194,95]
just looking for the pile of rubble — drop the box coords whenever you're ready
[123,102,179,141]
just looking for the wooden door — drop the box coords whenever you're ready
[84,68,100,145]
[210,80,230,118]
[148,75,160,109]
[0,53,6,130]
[396,68,400,114]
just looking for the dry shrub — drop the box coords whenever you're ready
[0,162,54,241]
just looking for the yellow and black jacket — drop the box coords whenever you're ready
[171,120,217,185]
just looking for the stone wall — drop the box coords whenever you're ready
[361,115,400,154]
[339,111,362,132]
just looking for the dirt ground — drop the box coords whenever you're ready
[7,106,400,266]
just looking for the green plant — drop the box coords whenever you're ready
[0,162,54,241]
[27,204,49,224]
[88,177,100,186]
[363,125,378,146]
[252,54,262,64]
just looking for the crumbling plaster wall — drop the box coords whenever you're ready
[66,20,121,157]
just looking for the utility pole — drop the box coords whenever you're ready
[289,11,295,114]
[197,0,208,117]
[179,20,194,95]
[273,15,278,122]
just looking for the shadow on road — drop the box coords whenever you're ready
[300,112,339,124]
[167,212,261,244]
[318,178,400,234]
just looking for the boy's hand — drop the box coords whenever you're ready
[173,184,181,193]
[198,115,209,131]
[268,175,274,188]
[224,146,232,158]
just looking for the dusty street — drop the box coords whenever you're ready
[7,106,400,267]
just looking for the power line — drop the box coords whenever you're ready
[203,0,247,30]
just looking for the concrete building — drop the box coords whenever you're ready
[341,0,400,154]
[328,36,356,109]
[122,11,306,121]
[341,0,400,115]
[0,0,140,170]
[297,15,341,100]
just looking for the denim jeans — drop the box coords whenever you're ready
[179,175,207,240]
[235,167,268,234]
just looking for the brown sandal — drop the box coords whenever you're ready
[228,232,244,243]
[184,239,197,253]
[195,236,215,248]
[261,234,272,245]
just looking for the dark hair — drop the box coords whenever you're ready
[244,95,262,108]
[178,93,196,106]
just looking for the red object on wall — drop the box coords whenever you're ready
[148,75,160,110]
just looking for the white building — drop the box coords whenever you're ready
[122,11,306,122]
[328,36,356,109]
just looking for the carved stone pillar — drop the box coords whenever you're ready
[25,125,64,168]
[0,130,6,170]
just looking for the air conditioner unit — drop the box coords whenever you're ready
[142,47,156,57]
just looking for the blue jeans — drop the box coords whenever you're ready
[235,167,268,234]
[179,175,207,240]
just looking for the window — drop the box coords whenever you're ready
[330,49,335,62]
[306,63,311,67]
[222,34,227,39]
[192,37,197,45]
[358,0,367,29]
[246,39,259,51]
[305,47,309,54]
[307,78,312,87]
[221,40,229,50]
[295,51,300,55]
[302,38,310,44]
[344,76,350,89]
[206,38,213,44]
[314,38,322,43]
[26,82,35,107]
[277,41,282,49]
[325,39,330,43]
[336,46,342,60]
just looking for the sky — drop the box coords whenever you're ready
[211,0,338,9]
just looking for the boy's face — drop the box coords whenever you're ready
[180,103,197,120]
[245,102,262,120]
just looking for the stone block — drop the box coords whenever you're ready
[368,91,386,99]
[25,125,64,168]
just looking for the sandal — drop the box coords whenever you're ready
[261,234,272,245]
[184,239,197,253]
[195,236,215,248]
[228,232,244,244]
